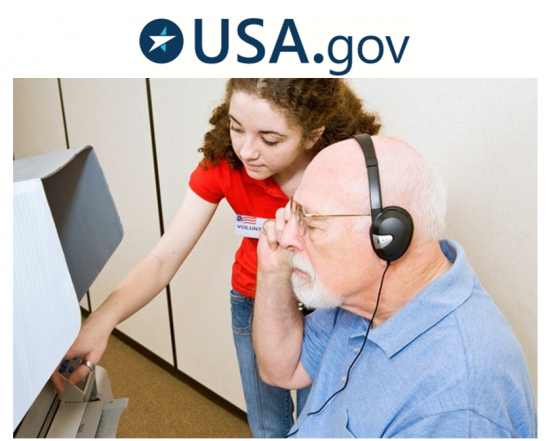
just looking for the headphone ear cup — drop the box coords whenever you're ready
[370,207,414,262]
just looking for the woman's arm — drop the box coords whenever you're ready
[51,187,218,391]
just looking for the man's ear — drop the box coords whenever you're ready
[304,126,325,150]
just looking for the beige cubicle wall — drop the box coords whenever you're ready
[13,78,538,413]
[149,79,245,410]
[13,79,67,159]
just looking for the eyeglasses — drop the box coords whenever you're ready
[289,197,371,237]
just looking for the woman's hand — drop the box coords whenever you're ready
[50,312,113,393]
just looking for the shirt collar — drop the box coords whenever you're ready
[239,164,287,199]
[354,239,476,358]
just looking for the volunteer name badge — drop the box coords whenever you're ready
[234,215,268,239]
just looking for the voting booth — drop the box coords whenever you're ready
[13,146,127,437]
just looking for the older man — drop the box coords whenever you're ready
[253,135,536,437]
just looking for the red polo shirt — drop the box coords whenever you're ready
[189,159,288,298]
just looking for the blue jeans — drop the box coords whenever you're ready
[230,289,310,438]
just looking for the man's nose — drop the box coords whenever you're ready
[278,215,305,252]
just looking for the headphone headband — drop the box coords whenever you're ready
[352,134,414,262]
[353,134,382,217]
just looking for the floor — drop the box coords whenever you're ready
[98,334,252,438]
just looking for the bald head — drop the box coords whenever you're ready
[296,138,367,215]
[296,136,446,241]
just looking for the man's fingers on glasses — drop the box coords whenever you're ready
[262,220,277,240]
[263,221,281,251]
[275,214,289,241]
[260,221,270,236]
[275,207,286,221]
[262,219,274,231]
[283,202,293,222]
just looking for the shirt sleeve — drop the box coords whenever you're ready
[389,410,514,438]
[188,162,225,204]
[300,309,338,382]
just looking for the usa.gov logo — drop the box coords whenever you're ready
[139,19,184,63]
[139,18,410,75]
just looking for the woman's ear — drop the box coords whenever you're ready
[304,126,325,150]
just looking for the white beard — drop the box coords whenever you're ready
[289,252,343,309]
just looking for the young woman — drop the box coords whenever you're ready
[52,78,381,438]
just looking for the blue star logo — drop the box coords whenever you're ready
[149,27,176,53]
[140,19,184,64]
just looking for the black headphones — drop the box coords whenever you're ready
[353,134,414,262]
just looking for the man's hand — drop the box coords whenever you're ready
[254,204,312,390]
[258,205,292,277]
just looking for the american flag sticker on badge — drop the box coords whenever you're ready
[234,215,268,239]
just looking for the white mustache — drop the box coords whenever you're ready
[288,251,343,310]
[289,252,314,279]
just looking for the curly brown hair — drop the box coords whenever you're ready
[199,79,381,168]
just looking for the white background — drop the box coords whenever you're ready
[6,0,548,437]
